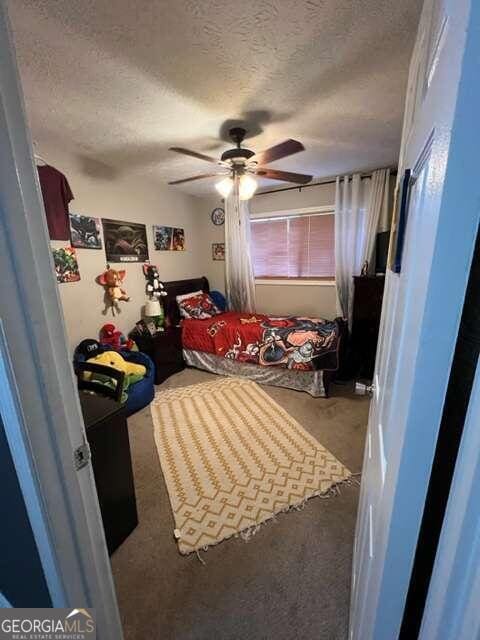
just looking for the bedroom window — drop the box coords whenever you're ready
[250,211,335,280]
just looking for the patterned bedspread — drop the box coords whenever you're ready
[181,312,341,371]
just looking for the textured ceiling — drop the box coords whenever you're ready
[8,0,422,196]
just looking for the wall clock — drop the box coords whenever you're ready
[211,207,225,226]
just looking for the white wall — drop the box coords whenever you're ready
[195,195,226,293]
[41,146,207,351]
[253,282,337,318]
[251,182,336,213]
[46,160,344,352]
[251,182,338,318]
[198,182,339,319]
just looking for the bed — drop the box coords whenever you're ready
[163,277,346,397]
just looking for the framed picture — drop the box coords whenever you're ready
[52,246,81,283]
[69,213,102,249]
[388,169,412,273]
[102,218,149,263]
[172,227,185,251]
[212,242,225,261]
[153,225,173,251]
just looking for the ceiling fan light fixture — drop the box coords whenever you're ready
[238,174,258,200]
[215,176,234,198]
[169,131,311,193]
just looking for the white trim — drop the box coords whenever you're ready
[0,5,122,636]
[255,279,335,286]
[250,205,334,220]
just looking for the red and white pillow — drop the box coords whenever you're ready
[177,291,221,320]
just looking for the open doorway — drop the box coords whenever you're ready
[12,1,480,640]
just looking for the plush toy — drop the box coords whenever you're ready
[86,350,146,400]
[87,350,146,379]
[99,323,135,350]
[96,266,130,315]
[143,263,167,300]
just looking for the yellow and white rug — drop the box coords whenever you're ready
[151,377,351,555]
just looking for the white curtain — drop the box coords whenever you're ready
[334,168,390,326]
[362,168,391,268]
[224,192,256,312]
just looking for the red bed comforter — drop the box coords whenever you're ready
[182,312,340,371]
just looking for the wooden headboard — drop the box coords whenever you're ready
[163,276,210,326]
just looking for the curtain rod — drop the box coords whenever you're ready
[255,167,397,197]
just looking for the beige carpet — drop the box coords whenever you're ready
[112,369,370,640]
[151,376,352,555]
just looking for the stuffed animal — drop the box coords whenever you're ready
[87,350,146,379]
[143,263,167,300]
[99,323,135,350]
[96,266,130,315]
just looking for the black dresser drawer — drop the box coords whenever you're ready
[350,276,385,380]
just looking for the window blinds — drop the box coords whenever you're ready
[251,213,335,279]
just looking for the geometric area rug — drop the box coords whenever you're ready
[151,377,352,555]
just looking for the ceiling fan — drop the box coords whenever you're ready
[168,127,313,200]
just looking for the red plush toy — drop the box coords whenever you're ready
[99,323,135,351]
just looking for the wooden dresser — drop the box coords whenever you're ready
[350,275,385,381]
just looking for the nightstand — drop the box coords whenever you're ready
[152,327,185,384]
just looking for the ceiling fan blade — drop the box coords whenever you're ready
[169,147,220,164]
[168,173,225,185]
[251,139,305,165]
[255,167,312,184]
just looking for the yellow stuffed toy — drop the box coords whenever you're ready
[87,350,146,378]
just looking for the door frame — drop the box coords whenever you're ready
[419,360,480,639]
[0,2,122,635]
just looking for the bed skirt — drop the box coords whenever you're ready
[183,348,327,397]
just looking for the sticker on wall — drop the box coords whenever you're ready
[69,213,102,249]
[212,242,225,261]
[102,218,149,263]
[172,227,185,251]
[153,225,173,251]
[52,246,81,283]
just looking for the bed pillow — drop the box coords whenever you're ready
[209,290,227,312]
[176,290,203,303]
[178,292,221,320]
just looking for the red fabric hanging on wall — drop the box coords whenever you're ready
[37,164,73,240]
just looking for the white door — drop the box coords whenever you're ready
[350,0,480,638]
